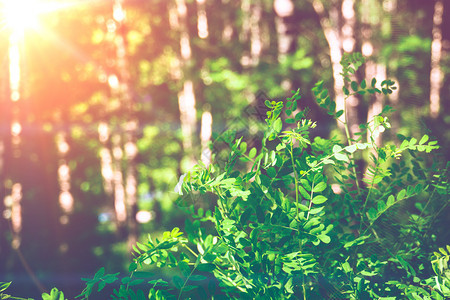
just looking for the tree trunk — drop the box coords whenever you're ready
[340,0,360,137]
[274,0,296,91]
[56,131,74,225]
[361,0,385,146]
[430,0,444,119]
[7,29,23,250]
[311,0,361,137]
[101,0,139,247]
[200,107,213,166]
[310,0,345,128]
[171,0,198,166]
[196,0,209,39]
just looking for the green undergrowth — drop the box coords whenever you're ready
[2,53,449,300]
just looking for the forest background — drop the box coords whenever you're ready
[0,0,448,298]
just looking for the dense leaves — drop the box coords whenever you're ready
[3,58,444,299]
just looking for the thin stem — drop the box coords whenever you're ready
[306,180,316,220]
[182,244,199,258]
[359,157,380,232]
[287,138,304,252]
[288,140,303,250]
[178,262,198,300]
[342,96,361,194]
[290,142,300,221]
[302,274,307,300]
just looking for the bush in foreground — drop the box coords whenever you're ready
[2,53,449,299]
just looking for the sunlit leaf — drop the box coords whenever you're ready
[312,195,327,205]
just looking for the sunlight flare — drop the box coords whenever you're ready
[2,0,42,33]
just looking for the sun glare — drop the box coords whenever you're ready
[3,0,42,33]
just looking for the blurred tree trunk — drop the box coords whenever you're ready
[362,0,385,146]
[113,0,139,249]
[200,107,213,166]
[274,0,296,92]
[311,0,361,137]
[196,0,209,39]
[249,0,263,66]
[170,0,198,167]
[430,0,444,119]
[7,30,23,250]
[310,0,345,128]
[56,130,74,225]
[0,58,12,271]
[340,0,360,137]
[98,121,114,202]
[96,0,139,248]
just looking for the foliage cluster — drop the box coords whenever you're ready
[1,54,448,299]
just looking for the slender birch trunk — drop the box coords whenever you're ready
[196,0,209,39]
[0,57,10,267]
[112,0,139,247]
[56,131,74,225]
[361,0,385,146]
[310,0,345,128]
[340,0,360,137]
[6,29,23,250]
[249,0,263,66]
[171,0,197,166]
[430,0,444,119]
[200,107,213,166]
[274,0,295,91]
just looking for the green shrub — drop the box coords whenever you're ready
[2,53,449,299]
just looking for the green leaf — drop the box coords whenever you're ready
[333,145,343,153]
[0,282,11,293]
[221,219,236,230]
[309,207,325,215]
[313,182,327,193]
[345,144,357,153]
[419,134,429,145]
[240,142,247,153]
[360,79,367,89]
[267,167,276,178]
[356,143,368,149]
[335,110,344,118]
[387,195,395,206]
[367,207,377,220]
[97,281,106,292]
[240,208,252,225]
[377,201,386,212]
[128,261,137,272]
[335,152,349,163]
[371,78,376,87]
[273,118,282,132]
[343,86,350,96]
[351,81,358,91]
[248,147,257,159]
[342,262,352,273]
[312,195,327,205]
[172,276,184,290]
[298,186,310,199]
[301,179,312,192]
[94,267,105,279]
[318,235,331,244]
[397,189,406,201]
[196,263,216,272]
